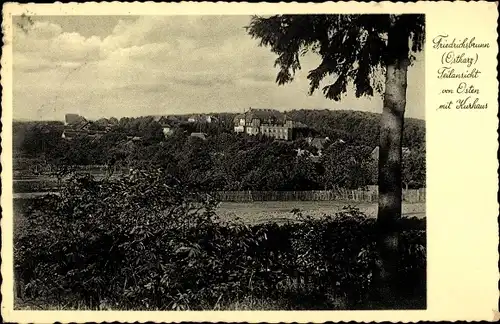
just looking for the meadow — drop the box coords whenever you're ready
[13,198,425,230]
[216,201,425,225]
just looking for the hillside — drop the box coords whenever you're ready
[284,109,425,148]
[191,109,425,149]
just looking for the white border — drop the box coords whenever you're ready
[2,2,499,322]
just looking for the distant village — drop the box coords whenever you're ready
[62,108,320,144]
[61,108,410,162]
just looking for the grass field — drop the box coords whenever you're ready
[13,197,426,310]
[217,201,425,224]
[13,198,425,229]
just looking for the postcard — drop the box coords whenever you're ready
[1,1,498,323]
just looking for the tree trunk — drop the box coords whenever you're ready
[373,16,410,309]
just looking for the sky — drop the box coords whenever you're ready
[12,15,425,121]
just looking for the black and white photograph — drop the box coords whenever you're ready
[11,13,426,311]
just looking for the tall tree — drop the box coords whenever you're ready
[247,14,425,307]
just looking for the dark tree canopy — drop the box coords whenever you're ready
[247,14,425,100]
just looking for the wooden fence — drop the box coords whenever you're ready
[213,188,425,203]
[13,165,129,179]
[13,175,425,203]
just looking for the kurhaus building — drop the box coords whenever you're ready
[233,108,307,141]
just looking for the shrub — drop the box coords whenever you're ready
[15,170,426,310]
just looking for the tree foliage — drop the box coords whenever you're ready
[321,143,374,190]
[13,111,425,193]
[247,14,426,305]
[402,146,426,189]
[15,170,426,310]
[247,14,424,100]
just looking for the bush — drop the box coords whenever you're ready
[15,170,426,310]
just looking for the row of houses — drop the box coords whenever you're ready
[62,113,213,142]
[62,114,107,140]
[63,109,303,141]
[63,114,172,140]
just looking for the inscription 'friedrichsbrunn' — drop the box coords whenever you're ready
[433,34,490,110]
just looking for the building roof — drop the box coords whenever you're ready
[190,132,207,140]
[233,108,287,124]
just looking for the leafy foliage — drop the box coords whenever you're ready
[321,143,374,190]
[402,145,426,189]
[15,170,426,310]
[247,14,425,100]
[285,109,425,149]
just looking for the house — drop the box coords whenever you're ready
[156,116,174,138]
[62,113,112,140]
[233,108,306,141]
[190,132,207,141]
[296,148,322,161]
[188,114,215,123]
